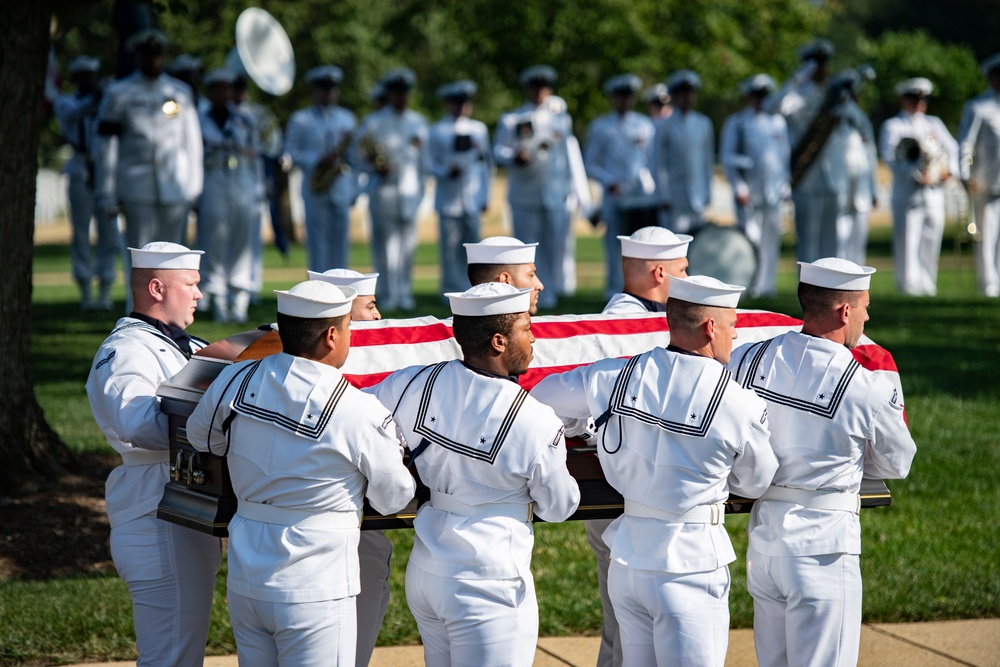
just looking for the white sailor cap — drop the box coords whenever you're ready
[126,29,168,53]
[307,269,379,296]
[203,68,237,87]
[128,242,203,270]
[666,69,702,93]
[797,38,834,62]
[643,83,670,105]
[895,77,933,97]
[739,73,776,95]
[275,281,356,319]
[305,65,344,87]
[618,226,692,260]
[668,274,745,308]
[167,54,202,74]
[69,56,100,75]
[382,67,416,90]
[603,73,643,95]
[980,53,1000,76]
[519,64,558,87]
[798,257,875,291]
[446,282,533,316]
[465,236,538,265]
[437,79,477,100]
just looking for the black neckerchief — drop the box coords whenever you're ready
[461,361,519,384]
[130,312,192,355]
[666,344,702,358]
[625,292,666,313]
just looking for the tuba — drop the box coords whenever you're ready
[228,8,295,97]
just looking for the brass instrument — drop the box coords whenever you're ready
[309,130,353,193]
[895,135,948,186]
[357,132,389,173]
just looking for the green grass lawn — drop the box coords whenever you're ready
[4,223,999,664]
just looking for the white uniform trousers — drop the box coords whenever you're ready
[736,201,783,297]
[370,191,418,310]
[836,211,869,267]
[891,188,944,295]
[585,518,622,667]
[405,564,538,667]
[608,561,730,667]
[658,208,702,235]
[972,193,1000,297]
[600,204,625,298]
[356,530,393,667]
[229,590,357,667]
[109,513,221,667]
[200,176,259,300]
[68,174,119,293]
[302,189,351,273]
[438,212,480,294]
[791,190,839,263]
[510,204,569,309]
[746,547,862,667]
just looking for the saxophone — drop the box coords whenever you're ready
[309,130,353,193]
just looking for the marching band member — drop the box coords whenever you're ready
[186,280,415,666]
[86,242,220,667]
[465,236,545,315]
[532,275,778,667]
[643,83,672,121]
[728,258,916,667]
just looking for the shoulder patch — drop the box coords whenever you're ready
[890,388,898,406]
[95,349,116,370]
[381,413,394,430]
[551,426,566,448]
[760,407,768,425]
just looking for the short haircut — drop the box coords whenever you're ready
[468,263,515,286]
[452,312,520,358]
[666,299,714,335]
[276,312,347,357]
[797,283,862,320]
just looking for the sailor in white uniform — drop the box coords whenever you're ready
[881,78,959,296]
[719,74,791,297]
[286,66,359,274]
[652,70,714,234]
[602,226,690,315]
[86,242,220,667]
[197,68,260,323]
[959,53,1000,297]
[366,283,581,667]
[354,67,429,311]
[95,30,203,261]
[428,80,493,294]
[532,275,778,667]
[186,280,415,666]
[309,268,381,323]
[465,236,545,315]
[728,258,916,667]
[585,73,657,298]
[493,65,577,309]
[643,84,672,121]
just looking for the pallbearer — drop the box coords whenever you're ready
[465,236,545,315]
[309,268,381,322]
[603,226,691,315]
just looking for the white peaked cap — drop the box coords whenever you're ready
[895,77,933,97]
[618,226,692,260]
[275,281,356,318]
[798,257,876,291]
[128,242,203,270]
[307,269,379,296]
[668,274,745,308]
[464,236,538,265]
[446,282,533,316]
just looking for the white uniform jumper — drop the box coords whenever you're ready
[959,89,1000,296]
[531,348,777,667]
[368,361,580,667]
[728,332,916,667]
[651,109,714,233]
[186,353,415,666]
[86,317,221,667]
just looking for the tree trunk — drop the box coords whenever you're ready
[0,2,77,498]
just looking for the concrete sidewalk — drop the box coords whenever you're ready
[74,618,1000,667]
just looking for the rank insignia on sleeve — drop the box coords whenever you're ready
[760,408,768,425]
[551,426,565,448]
[95,349,116,370]
[381,414,393,430]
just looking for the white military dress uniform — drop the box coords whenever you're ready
[494,66,577,309]
[652,70,714,234]
[186,281,415,666]
[585,74,657,297]
[286,66,359,274]
[880,78,959,296]
[367,284,580,667]
[727,259,916,667]
[428,80,493,294]
[85,243,220,667]
[719,74,791,296]
[55,56,120,309]
[198,70,260,323]
[958,53,1000,296]
[354,68,429,310]
[532,276,778,667]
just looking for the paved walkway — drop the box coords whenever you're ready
[72,618,1000,667]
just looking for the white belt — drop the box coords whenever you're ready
[120,448,169,466]
[624,499,725,525]
[429,490,534,522]
[760,486,861,514]
[236,500,361,528]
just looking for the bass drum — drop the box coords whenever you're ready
[686,223,758,289]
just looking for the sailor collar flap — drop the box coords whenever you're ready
[411,361,528,465]
[112,319,193,358]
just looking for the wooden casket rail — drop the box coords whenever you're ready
[157,329,892,537]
